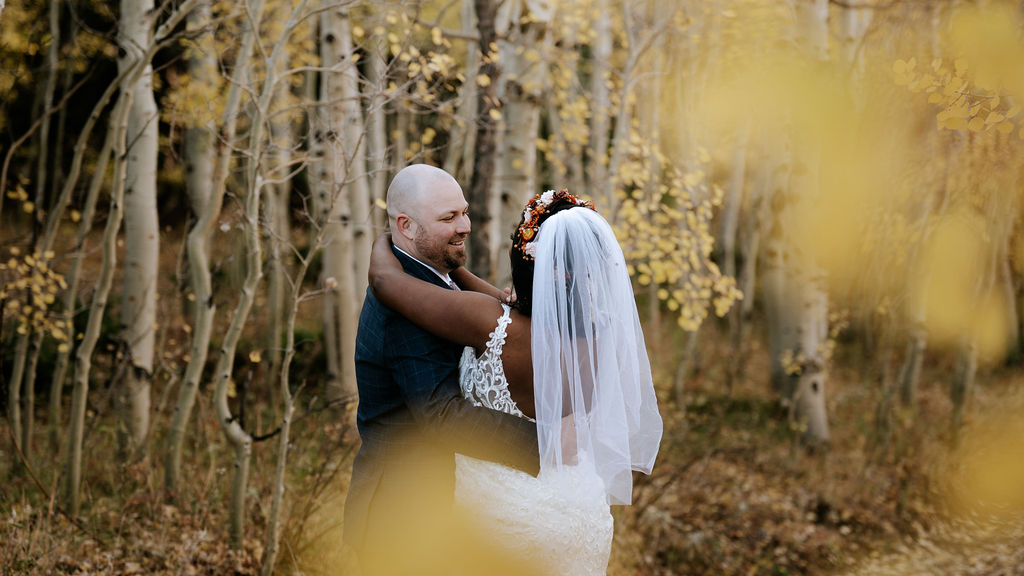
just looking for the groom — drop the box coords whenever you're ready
[343,164,539,574]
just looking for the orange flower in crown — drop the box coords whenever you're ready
[512,189,596,261]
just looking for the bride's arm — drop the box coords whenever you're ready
[450,267,513,303]
[369,233,503,350]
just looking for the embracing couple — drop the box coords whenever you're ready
[343,164,663,575]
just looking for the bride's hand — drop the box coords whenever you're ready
[368,233,399,288]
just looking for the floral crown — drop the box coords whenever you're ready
[512,189,596,260]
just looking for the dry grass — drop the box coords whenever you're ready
[3,222,1024,574]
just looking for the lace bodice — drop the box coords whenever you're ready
[458,304,529,419]
[455,304,612,575]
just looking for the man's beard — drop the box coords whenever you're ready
[415,234,467,271]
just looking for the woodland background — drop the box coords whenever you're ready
[2,0,1024,574]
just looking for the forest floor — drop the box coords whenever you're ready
[2,218,1024,575]
[4,318,1024,575]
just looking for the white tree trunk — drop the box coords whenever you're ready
[50,125,114,453]
[6,0,61,465]
[444,0,479,183]
[118,0,159,457]
[66,92,134,515]
[588,0,611,196]
[318,0,360,403]
[165,0,219,497]
[365,31,389,232]
[492,0,550,287]
[781,0,831,447]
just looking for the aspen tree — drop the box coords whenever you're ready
[491,0,552,286]
[589,0,611,196]
[466,0,501,276]
[443,0,480,182]
[165,0,220,497]
[63,0,200,515]
[117,0,161,458]
[5,0,61,466]
[317,0,361,404]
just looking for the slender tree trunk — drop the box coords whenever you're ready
[48,87,117,455]
[260,223,320,574]
[365,31,389,232]
[318,0,360,404]
[337,5,372,303]
[34,0,60,222]
[49,19,77,213]
[6,0,61,468]
[213,0,303,546]
[66,92,134,515]
[165,0,260,497]
[588,0,611,195]
[214,0,296,544]
[8,333,28,468]
[20,329,44,460]
[165,0,218,497]
[722,120,750,391]
[117,0,160,458]
[263,0,299,416]
[492,0,550,286]
[61,0,199,513]
[466,0,501,276]
[444,0,479,183]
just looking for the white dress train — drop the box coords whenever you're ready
[455,304,614,576]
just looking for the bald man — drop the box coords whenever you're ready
[343,164,539,574]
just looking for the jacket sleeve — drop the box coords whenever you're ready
[386,315,540,476]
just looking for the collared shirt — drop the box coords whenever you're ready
[394,246,455,288]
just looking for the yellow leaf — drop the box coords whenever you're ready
[928,92,944,104]
[249,350,261,363]
[374,198,387,210]
[968,117,985,132]
[71,210,82,222]
[431,27,442,46]
[985,111,1005,124]
[23,201,34,214]
[996,122,1013,134]
[1007,105,1021,119]
[476,74,491,87]
[488,108,502,121]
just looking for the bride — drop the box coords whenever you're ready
[368,189,663,575]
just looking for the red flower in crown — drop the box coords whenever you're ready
[512,189,596,261]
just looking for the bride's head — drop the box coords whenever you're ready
[509,189,597,317]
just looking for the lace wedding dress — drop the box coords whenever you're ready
[455,304,614,575]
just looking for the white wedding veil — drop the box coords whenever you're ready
[531,206,663,505]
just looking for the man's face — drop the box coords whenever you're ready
[410,180,470,273]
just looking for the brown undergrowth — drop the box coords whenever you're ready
[2,222,1023,574]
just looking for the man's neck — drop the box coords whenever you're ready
[394,245,452,284]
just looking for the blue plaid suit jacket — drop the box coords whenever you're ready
[343,248,539,551]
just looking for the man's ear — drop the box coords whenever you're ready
[395,214,416,242]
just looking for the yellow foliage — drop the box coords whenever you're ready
[1,249,70,344]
